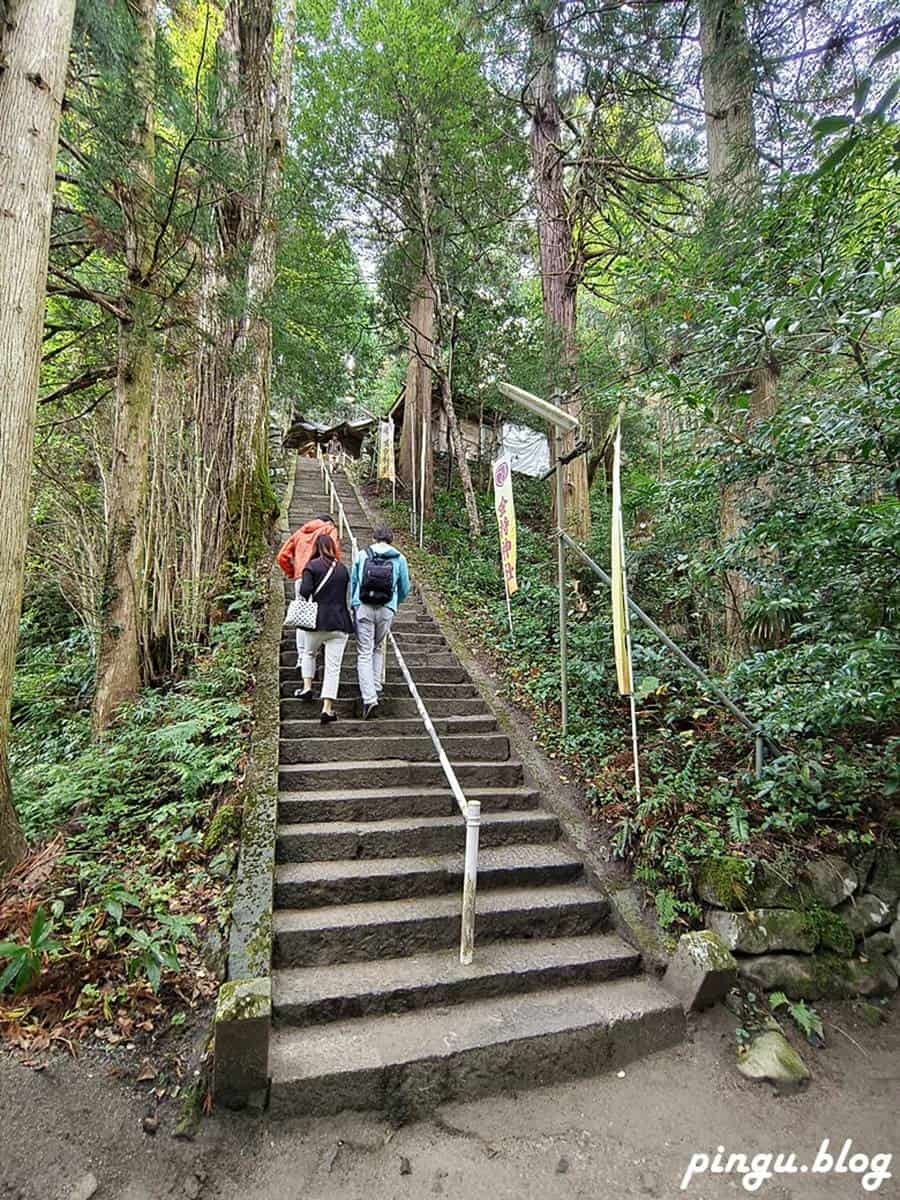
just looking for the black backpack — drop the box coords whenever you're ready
[359,548,394,606]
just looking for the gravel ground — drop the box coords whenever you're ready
[2,999,897,1200]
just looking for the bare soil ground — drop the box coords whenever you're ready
[2,999,897,1200]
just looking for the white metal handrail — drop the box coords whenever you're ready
[314,447,480,964]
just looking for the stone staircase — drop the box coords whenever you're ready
[268,455,684,1117]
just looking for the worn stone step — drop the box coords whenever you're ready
[280,644,453,663]
[275,809,558,863]
[273,883,606,967]
[279,732,510,766]
[280,695,489,721]
[277,784,541,824]
[274,842,582,909]
[268,976,684,1117]
[279,680,478,700]
[279,649,455,670]
[272,933,640,1026]
[281,715,497,739]
[279,758,524,792]
[287,509,368,523]
[280,630,447,647]
[280,664,464,684]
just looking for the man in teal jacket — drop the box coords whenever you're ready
[350,523,411,718]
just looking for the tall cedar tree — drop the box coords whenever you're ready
[526,0,591,540]
[0,0,77,871]
[92,0,158,731]
[699,0,777,655]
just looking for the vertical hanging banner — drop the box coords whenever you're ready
[610,416,633,695]
[492,454,518,597]
[376,418,395,482]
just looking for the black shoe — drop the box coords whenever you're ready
[320,711,338,726]
[293,689,315,702]
[362,702,379,720]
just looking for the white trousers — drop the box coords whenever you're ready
[355,604,394,705]
[301,631,348,701]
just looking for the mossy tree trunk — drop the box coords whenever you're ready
[699,0,777,658]
[92,0,157,732]
[195,0,294,583]
[0,0,77,868]
[527,0,590,542]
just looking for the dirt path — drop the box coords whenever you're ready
[2,1001,897,1200]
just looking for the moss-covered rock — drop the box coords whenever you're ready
[706,908,817,955]
[663,929,737,1011]
[845,953,898,998]
[204,801,243,851]
[695,856,754,909]
[739,953,852,1000]
[805,905,855,956]
[737,1031,810,1093]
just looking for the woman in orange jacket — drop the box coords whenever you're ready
[278,514,341,666]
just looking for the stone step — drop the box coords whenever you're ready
[279,758,524,792]
[275,809,558,864]
[280,696,489,721]
[280,630,447,647]
[279,680,478,700]
[272,933,639,1025]
[277,784,541,824]
[280,649,456,669]
[278,732,510,765]
[268,976,685,1118]
[280,626,441,642]
[273,884,606,967]
[274,842,582,909]
[281,715,497,739]
[279,665,464,684]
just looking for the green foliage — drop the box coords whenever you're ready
[0,908,61,996]
[769,991,825,1046]
[6,564,265,997]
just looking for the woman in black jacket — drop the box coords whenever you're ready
[293,533,353,724]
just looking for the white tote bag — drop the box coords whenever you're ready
[284,564,335,631]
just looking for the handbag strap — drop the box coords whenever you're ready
[312,562,336,599]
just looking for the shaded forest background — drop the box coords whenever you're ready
[0,0,897,1038]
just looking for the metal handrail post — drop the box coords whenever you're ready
[460,800,480,965]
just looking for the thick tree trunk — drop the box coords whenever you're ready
[440,369,481,540]
[528,0,590,541]
[699,0,774,657]
[399,288,421,488]
[194,0,292,579]
[699,0,761,201]
[93,0,157,731]
[398,273,435,519]
[0,0,76,870]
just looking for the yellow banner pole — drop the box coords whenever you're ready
[611,411,641,802]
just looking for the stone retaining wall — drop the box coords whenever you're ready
[700,849,899,1000]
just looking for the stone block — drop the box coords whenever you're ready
[846,954,898,998]
[837,892,892,937]
[706,908,816,955]
[738,954,836,1001]
[737,1031,810,1093]
[802,855,857,909]
[663,930,737,1012]
[213,977,271,1110]
[868,850,900,908]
